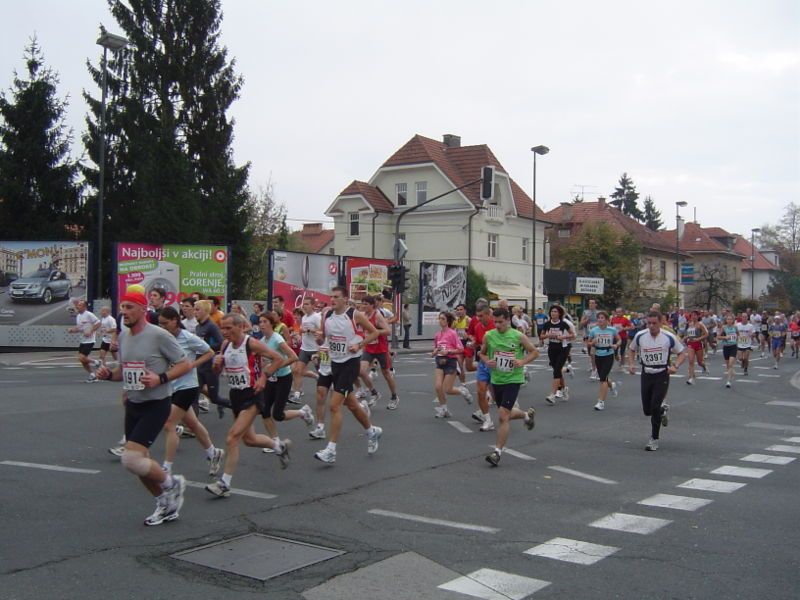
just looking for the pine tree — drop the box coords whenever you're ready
[609,173,643,221]
[0,38,82,239]
[643,196,663,231]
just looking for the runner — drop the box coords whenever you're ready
[155,307,224,477]
[702,310,719,354]
[453,303,471,386]
[359,296,400,410]
[313,286,383,464]
[249,302,265,340]
[610,307,633,371]
[205,313,291,498]
[98,305,118,367]
[735,312,755,376]
[290,298,321,403]
[480,308,538,467]
[586,311,621,411]
[769,314,788,369]
[431,311,473,418]
[468,302,497,431]
[540,305,574,404]
[718,314,739,388]
[180,297,198,333]
[272,295,295,330]
[308,343,332,440]
[67,299,102,382]
[789,314,800,358]
[758,311,770,357]
[194,299,228,417]
[95,288,191,526]
[684,311,709,385]
[627,311,686,451]
[580,299,599,379]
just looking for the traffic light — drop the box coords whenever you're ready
[388,264,402,290]
[401,266,410,293]
[481,166,495,201]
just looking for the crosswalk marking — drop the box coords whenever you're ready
[524,537,619,565]
[368,509,499,533]
[740,454,795,465]
[710,465,772,479]
[438,568,550,599]
[488,446,536,461]
[447,421,473,433]
[767,401,800,407]
[0,460,100,474]
[183,479,276,500]
[548,466,618,485]
[746,422,800,433]
[783,437,800,443]
[589,512,671,535]
[764,444,800,454]
[677,478,747,493]
[637,493,713,511]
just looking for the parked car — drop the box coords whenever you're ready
[0,270,19,286]
[9,269,72,304]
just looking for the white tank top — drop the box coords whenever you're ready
[324,308,363,363]
[223,335,257,389]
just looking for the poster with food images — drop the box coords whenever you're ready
[344,256,392,301]
[419,262,467,326]
[269,250,340,311]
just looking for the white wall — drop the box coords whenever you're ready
[741,270,772,300]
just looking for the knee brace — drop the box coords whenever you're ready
[121,450,151,476]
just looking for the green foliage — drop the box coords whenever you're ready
[466,266,490,312]
[555,222,641,307]
[609,172,643,221]
[687,262,739,310]
[643,196,663,231]
[0,38,83,239]
[758,203,800,310]
[732,298,759,314]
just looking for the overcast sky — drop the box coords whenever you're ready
[3,1,799,237]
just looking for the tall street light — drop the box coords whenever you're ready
[531,145,549,314]
[675,201,688,308]
[95,27,128,300]
[751,227,761,300]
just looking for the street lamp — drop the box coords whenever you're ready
[531,145,549,314]
[95,27,128,301]
[675,201,688,308]
[751,227,761,300]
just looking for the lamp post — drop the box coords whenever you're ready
[675,201,688,308]
[95,27,128,300]
[531,145,549,313]
[751,227,761,300]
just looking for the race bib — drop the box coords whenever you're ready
[595,333,614,347]
[329,336,348,358]
[226,366,249,389]
[737,335,751,347]
[122,361,146,391]
[495,351,516,372]
[318,349,330,368]
[641,349,666,366]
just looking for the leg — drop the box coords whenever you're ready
[328,392,346,443]
[434,369,446,405]
[344,391,371,428]
[162,404,186,464]
[181,407,212,450]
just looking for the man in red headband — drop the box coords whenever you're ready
[97,287,192,526]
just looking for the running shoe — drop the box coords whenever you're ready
[198,395,210,413]
[725,381,732,388]
[561,386,570,401]
[314,447,336,464]
[660,403,670,427]
[369,368,378,381]
[276,439,292,469]
[144,498,178,526]
[686,378,694,386]
[300,404,316,429]
[387,395,400,410]
[92,359,102,369]
[480,417,495,432]
[85,374,98,383]
[471,409,484,423]
[208,448,225,477]
[645,438,659,451]
[525,407,536,430]
[308,424,326,440]
[434,405,452,418]
[108,445,125,457]
[545,394,556,405]
[367,426,382,454]
[774,363,779,370]
[594,400,605,411]
[485,450,501,467]
[164,475,186,515]
[555,389,564,399]
[360,399,371,418]
[565,364,574,378]
[354,389,367,401]
[262,436,279,454]
[287,390,303,405]
[205,479,231,497]
[458,385,473,404]
[589,371,599,381]
[367,391,381,407]
[611,381,619,397]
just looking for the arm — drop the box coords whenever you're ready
[140,358,192,388]
[478,338,494,368]
[373,311,391,337]
[353,310,379,350]
[516,335,540,367]
[669,347,687,374]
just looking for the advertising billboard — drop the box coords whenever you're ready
[343,256,393,301]
[0,240,90,326]
[269,250,340,310]
[419,262,467,327]
[115,243,230,308]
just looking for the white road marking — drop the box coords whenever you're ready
[488,446,535,461]
[753,366,773,370]
[758,374,780,378]
[696,376,722,381]
[746,422,800,433]
[765,444,800,454]
[767,400,800,408]
[439,568,550,599]
[711,465,773,479]
[0,380,29,384]
[368,509,499,533]
[447,421,473,433]
[524,537,619,565]
[637,493,713,511]
[740,454,795,465]
[184,479,276,499]
[0,460,100,474]
[548,465,618,485]
[34,366,56,369]
[782,437,800,443]
[734,379,758,384]
[392,373,428,377]
[589,512,671,535]
[677,478,747,493]
[3,367,24,370]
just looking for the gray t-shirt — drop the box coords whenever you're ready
[119,323,186,403]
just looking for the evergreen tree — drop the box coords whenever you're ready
[0,38,82,239]
[609,173,643,221]
[643,195,663,231]
[82,0,250,296]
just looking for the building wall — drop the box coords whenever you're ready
[741,270,773,300]
[683,253,742,310]
[638,249,683,298]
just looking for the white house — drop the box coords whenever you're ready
[733,235,780,301]
[324,134,552,307]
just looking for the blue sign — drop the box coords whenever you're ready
[680,263,694,285]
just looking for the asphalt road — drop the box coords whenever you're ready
[1,346,799,599]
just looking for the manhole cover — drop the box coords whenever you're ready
[172,533,345,581]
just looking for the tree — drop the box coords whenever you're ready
[688,262,739,311]
[554,222,641,307]
[0,38,83,239]
[642,196,663,231]
[82,0,250,296]
[758,202,800,309]
[466,266,489,313]
[609,173,643,221]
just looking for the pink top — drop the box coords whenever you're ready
[434,328,463,358]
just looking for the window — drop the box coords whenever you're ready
[349,212,360,237]
[645,258,653,276]
[488,233,498,258]
[416,181,427,204]
[395,183,407,206]
[329,247,335,255]
[558,228,571,238]
[659,260,667,281]
[522,238,529,262]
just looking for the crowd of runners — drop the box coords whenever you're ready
[69,284,799,526]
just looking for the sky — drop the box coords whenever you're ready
[2,1,799,237]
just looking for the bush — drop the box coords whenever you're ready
[732,298,759,314]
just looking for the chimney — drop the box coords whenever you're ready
[443,134,461,148]
[597,196,606,208]
[302,223,323,234]
[560,201,574,222]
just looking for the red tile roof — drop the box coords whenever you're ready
[543,200,683,254]
[701,226,732,238]
[382,134,550,221]
[658,222,744,256]
[292,224,335,254]
[733,236,778,271]
[337,180,394,213]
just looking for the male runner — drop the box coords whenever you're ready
[290,297,321,402]
[68,300,102,382]
[736,312,755,376]
[97,305,118,367]
[146,287,167,324]
[359,296,400,409]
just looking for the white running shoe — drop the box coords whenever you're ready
[288,390,303,405]
[458,385,473,404]
[686,378,694,385]
[387,395,400,410]
[611,381,619,397]
[565,364,574,378]
[163,475,185,516]
[108,445,125,457]
[594,400,605,411]
[435,405,452,418]
[367,391,381,407]
[471,409,484,423]
[92,359,102,369]
[198,395,210,412]
[524,407,536,430]
[369,368,378,381]
[85,373,98,383]
[308,424,326,439]
[589,370,599,381]
[355,389,367,401]
[560,387,570,400]
[480,417,495,431]
[725,381,732,388]
[300,404,315,429]
[545,394,556,405]
[263,437,279,453]
[205,479,231,497]
[367,426,382,454]
[276,439,292,469]
[645,438,659,451]
[144,498,177,526]
[208,448,225,476]
[314,447,336,463]
[555,389,564,399]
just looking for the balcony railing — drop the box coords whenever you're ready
[485,204,505,223]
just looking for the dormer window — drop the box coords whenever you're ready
[416,181,427,204]
[396,183,407,206]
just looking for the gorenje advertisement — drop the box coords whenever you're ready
[269,250,340,310]
[0,240,90,326]
[343,256,393,301]
[115,243,229,307]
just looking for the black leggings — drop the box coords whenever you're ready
[596,354,614,382]
[641,371,670,439]
[261,373,293,421]
[198,367,230,408]
[548,344,569,379]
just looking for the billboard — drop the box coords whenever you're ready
[574,276,605,295]
[343,256,393,301]
[419,262,467,327]
[269,250,340,310]
[115,243,230,308]
[0,240,90,326]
